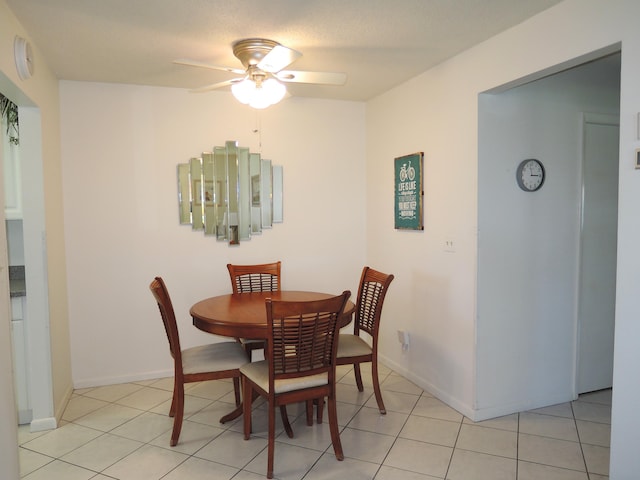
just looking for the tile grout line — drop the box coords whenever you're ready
[373,389,425,478]
[515,411,520,479]
[19,377,612,480]
[571,398,592,480]
[21,381,236,479]
[443,407,465,480]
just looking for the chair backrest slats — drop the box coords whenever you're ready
[227,261,281,294]
[266,292,350,381]
[355,267,394,337]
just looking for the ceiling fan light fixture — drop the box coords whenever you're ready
[231,78,255,104]
[231,76,286,109]
[177,38,346,101]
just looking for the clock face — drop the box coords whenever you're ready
[516,159,545,192]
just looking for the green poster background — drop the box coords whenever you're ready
[394,152,423,230]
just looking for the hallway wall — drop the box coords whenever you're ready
[477,56,620,417]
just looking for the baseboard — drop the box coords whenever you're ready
[30,416,57,432]
[17,409,32,425]
[470,391,577,421]
[54,384,74,426]
[379,353,577,422]
[74,369,173,389]
[379,353,476,419]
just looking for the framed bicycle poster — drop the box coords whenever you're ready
[394,152,424,230]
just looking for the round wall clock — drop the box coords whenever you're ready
[14,36,34,80]
[516,159,545,192]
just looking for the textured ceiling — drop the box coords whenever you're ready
[6,0,563,101]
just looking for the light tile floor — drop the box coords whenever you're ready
[17,364,611,479]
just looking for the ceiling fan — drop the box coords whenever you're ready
[174,38,347,108]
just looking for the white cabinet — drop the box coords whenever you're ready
[10,296,31,424]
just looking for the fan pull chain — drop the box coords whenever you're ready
[252,111,263,153]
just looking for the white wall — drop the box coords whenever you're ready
[59,82,367,386]
[366,64,479,416]
[368,0,640,476]
[1,0,71,475]
[477,57,620,417]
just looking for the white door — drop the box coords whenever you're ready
[577,113,619,394]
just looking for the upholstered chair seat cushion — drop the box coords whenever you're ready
[240,361,328,394]
[182,342,248,375]
[337,334,372,358]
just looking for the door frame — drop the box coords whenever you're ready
[574,112,619,394]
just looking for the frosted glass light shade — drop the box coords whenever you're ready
[231,79,255,104]
[231,77,286,109]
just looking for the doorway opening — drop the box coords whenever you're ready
[476,47,621,416]
[0,74,55,432]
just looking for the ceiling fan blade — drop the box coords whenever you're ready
[275,70,347,85]
[173,59,245,75]
[189,78,242,93]
[258,45,302,73]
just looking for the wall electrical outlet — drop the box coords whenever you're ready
[397,330,410,350]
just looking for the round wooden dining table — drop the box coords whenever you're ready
[190,290,355,423]
[190,290,355,339]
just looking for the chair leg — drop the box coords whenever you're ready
[280,405,294,438]
[170,383,185,447]
[327,391,344,461]
[306,400,314,426]
[371,360,386,414]
[353,363,364,392]
[233,377,241,406]
[267,399,276,479]
[242,377,252,440]
[169,390,176,418]
[316,397,325,424]
[304,398,324,424]
[243,344,253,360]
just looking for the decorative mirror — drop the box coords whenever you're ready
[177,141,283,245]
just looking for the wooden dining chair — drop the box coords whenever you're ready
[240,291,351,479]
[149,276,248,446]
[227,261,281,357]
[227,261,281,294]
[336,267,394,414]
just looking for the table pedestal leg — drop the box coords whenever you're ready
[219,390,260,423]
[220,404,243,423]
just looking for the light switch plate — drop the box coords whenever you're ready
[444,235,456,253]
